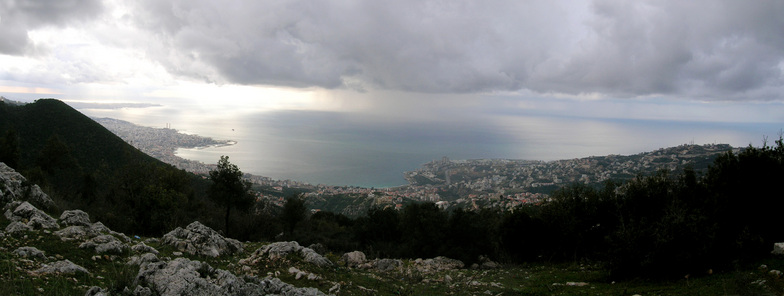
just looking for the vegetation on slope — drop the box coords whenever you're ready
[0,99,221,236]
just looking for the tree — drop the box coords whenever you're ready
[399,202,447,258]
[281,194,307,235]
[208,155,254,238]
[0,129,20,169]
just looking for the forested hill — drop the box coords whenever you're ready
[0,99,158,170]
[0,99,218,236]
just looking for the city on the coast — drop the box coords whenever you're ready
[97,117,739,217]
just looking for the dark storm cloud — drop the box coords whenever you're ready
[132,0,784,100]
[531,0,784,99]
[0,0,103,54]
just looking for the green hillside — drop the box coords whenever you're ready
[0,99,158,170]
[0,99,218,236]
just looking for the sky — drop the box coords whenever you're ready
[1,0,783,140]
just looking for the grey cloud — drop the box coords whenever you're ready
[132,0,568,91]
[0,0,103,54]
[132,0,784,100]
[530,0,784,99]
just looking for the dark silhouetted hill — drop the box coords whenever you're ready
[0,99,218,236]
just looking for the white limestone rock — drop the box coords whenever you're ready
[79,234,129,254]
[127,253,160,267]
[84,286,109,296]
[422,256,464,272]
[134,257,326,296]
[5,201,58,230]
[161,221,243,257]
[54,225,92,241]
[0,163,55,208]
[131,242,159,255]
[34,259,90,275]
[241,241,333,268]
[59,209,91,227]
[13,246,46,260]
[358,258,403,272]
[772,242,784,255]
[4,221,32,234]
[340,251,367,268]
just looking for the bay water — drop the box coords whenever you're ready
[77,98,782,188]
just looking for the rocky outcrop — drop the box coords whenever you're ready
[250,276,327,296]
[5,221,32,234]
[54,225,92,241]
[288,266,322,281]
[161,221,243,257]
[33,259,90,275]
[90,222,131,243]
[358,258,403,272]
[358,256,463,274]
[340,251,367,268]
[473,255,500,269]
[13,246,46,260]
[127,252,160,267]
[133,257,326,296]
[241,241,333,268]
[79,234,129,254]
[773,242,784,255]
[59,209,91,227]
[0,162,55,209]
[131,242,159,255]
[4,201,59,230]
[412,256,464,273]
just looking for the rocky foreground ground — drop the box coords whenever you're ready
[3,162,784,295]
[0,197,515,295]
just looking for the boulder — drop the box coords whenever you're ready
[0,163,55,208]
[358,258,403,272]
[134,257,326,296]
[4,201,58,230]
[308,243,327,255]
[288,266,321,281]
[256,241,301,260]
[84,286,109,296]
[773,242,784,255]
[13,246,46,260]
[4,221,32,234]
[248,276,327,296]
[134,258,226,295]
[28,214,59,230]
[34,259,90,275]
[131,242,159,255]
[477,255,500,269]
[340,251,367,268]
[127,253,160,267]
[413,256,464,273]
[161,221,243,257]
[79,234,129,254]
[90,222,131,243]
[58,209,91,227]
[133,286,153,296]
[302,248,333,268]
[54,225,92,241]
[241,241,333,268]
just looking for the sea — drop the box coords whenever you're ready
[75,98,783,188]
